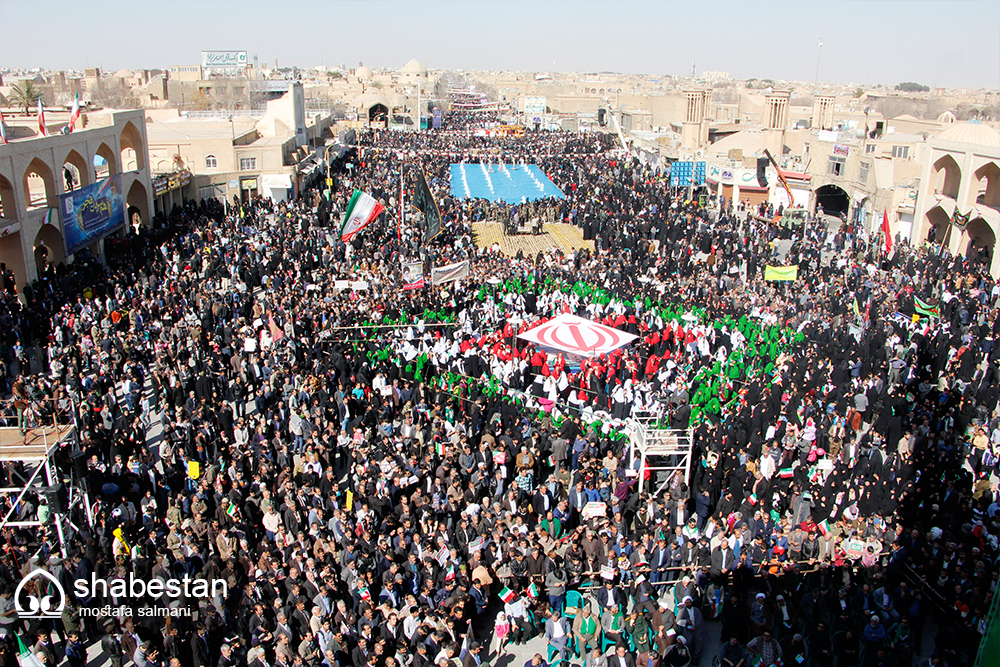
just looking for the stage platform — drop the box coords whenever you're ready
[0,426,74,462]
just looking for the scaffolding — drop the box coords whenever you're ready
[0,423,84,559]
[626,415,694,500]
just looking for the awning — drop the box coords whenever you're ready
[517,314,638,358]
[261,174,292,189]
[738,186,768,192]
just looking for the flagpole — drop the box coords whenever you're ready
[399,161,404,242]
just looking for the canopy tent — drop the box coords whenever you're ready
[517,313,638,358]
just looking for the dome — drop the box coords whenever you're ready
[937,110,956,124]
[402,58,427,76]
[356,65,373,82]
[938,119,1000,148]
[351,91,391,110]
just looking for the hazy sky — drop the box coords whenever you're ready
[2,0,998,89]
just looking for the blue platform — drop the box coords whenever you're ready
[449,163,565,203]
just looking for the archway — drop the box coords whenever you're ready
[932,154,961,199]
[119,121,146,172]
[971,161,1000,209]
[965,217,996,268]
[924,205,950,244]
[367,104,388,127]
[126,180,150,230]
[95,142,118,179]
[0,174,16,222]
[0,231,27,295]
[814,184,850,218]
[61,149,91,192]
[23,158,57,210]
[33,223,65,276]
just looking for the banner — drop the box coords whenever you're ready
[431,260,469,285]
[764,265,798,281]
[401,261,425,290]
[412,169,443,244]
[60,175,125,256]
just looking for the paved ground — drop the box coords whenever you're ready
[472,221,593,257]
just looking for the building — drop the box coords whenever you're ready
[145,82,331,209]
[0,109,152,291]
[913,119,1000,275]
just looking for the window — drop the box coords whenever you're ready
[239,157,256,171]
[859,162,870,184]
[828,156,846,176]
[892,145,909,159]
[865,144,876,154]
[205,155,217,169]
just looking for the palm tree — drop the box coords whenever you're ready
[10,80,43,116]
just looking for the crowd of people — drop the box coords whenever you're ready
[0,111,996,667]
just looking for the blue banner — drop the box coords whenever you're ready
[60,175,125,256]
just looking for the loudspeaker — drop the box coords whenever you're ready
[70,450,88,479]
[43,484,67,514]
[756,157,769,187]
[598,108,607,127]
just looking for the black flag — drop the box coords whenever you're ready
[413,169,443,244]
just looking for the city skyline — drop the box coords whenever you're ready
[1,0,998,90]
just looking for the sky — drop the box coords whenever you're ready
[2,0,998,89]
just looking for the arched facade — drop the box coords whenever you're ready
[126,180,150,229]
[814,184,850,218]
[932,154,961,199]
[33,223,66,274]
[95,142,118,179]
[971,161,1000,209]
[119,120,146,171]
[0,109,153,295]
[23,158,57,210]
[924,205,951,244]
[61,149,91,191]
[0,174,15,222]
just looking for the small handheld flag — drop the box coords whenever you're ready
[527,583,539,598]
[499,587,516,603]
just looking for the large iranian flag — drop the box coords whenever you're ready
[340,189,385,242]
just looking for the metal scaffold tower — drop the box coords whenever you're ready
[626,416,695,499]
[0,422,86,559]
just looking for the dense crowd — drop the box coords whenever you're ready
[0,113,996,667]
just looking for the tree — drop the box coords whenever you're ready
[10,80,43,116]
[90,78,139,109]
[895,82,930,93]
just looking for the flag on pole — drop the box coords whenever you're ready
[16,634,45,667]
[0,108,8,144]
[779,467,794,479]
[499,587,516,603]
[340,189,385,242]
[882,209,892,255]
[226,503,237,518]
[63,94,80,134]
[37,99,47,137]
[445,564,456,581]
[527,582,539,598]
[818,519,831,536]
[358,587,371,601]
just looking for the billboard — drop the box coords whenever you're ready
[524,96,546,116]
[60,175,125,256]
[201,51,248,73]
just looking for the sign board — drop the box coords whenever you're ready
[844,539,866,560]
[582,502,607,519]
[60,175,125,256]
[229,180,239,188]
[524,96,546,117]
[432,108,442,129]
[240,178,258,190]
[202,50,248,73]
